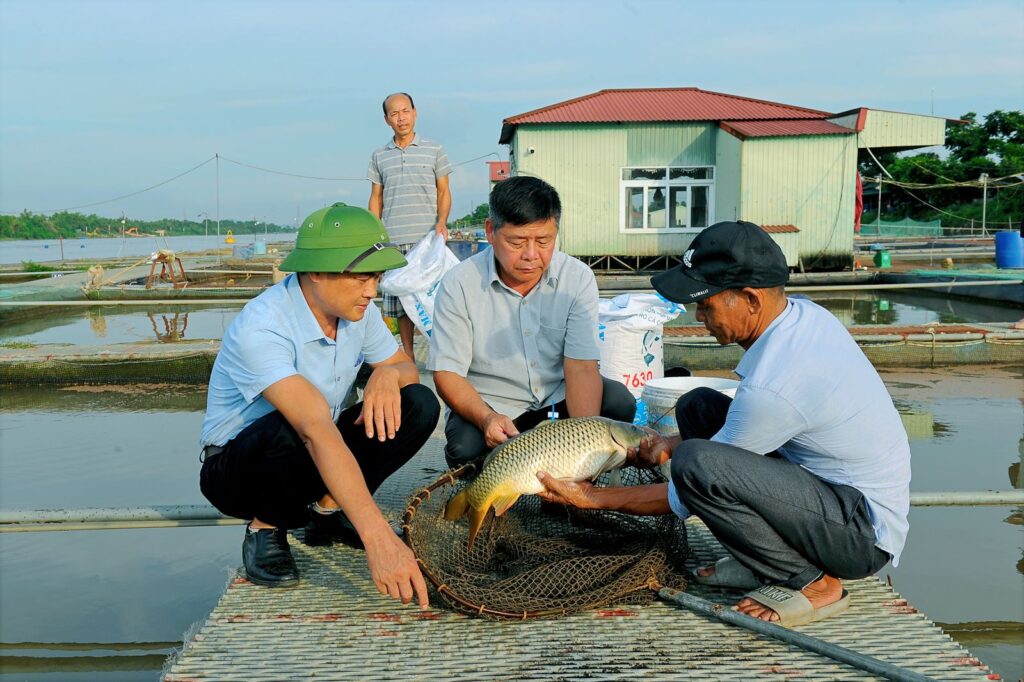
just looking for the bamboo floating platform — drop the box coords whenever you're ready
[164,437,998,681]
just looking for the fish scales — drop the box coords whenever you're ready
[444,417,648,550]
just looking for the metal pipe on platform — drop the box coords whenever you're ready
[1,490,1022,532]
[658,588,931,682]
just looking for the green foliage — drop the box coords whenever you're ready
[859,110,1023,228]
[20,260,57,272]
[0,341,36,349]
[448,203,489,229]
[0,211,294,240]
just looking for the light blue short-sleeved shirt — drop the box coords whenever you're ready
[667,297,911,564]
[367,134,452,245]
[200,273,398,448]
[427,248,600,418]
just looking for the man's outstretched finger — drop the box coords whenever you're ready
[413,571,430,609]
[398,580,413,604]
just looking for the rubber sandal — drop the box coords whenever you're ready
[738,584,851,627]
[691,557,760,589]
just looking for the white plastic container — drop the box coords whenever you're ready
[641,376,739,436]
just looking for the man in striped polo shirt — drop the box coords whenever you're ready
[368,92,452,360]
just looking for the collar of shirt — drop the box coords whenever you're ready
[484,249,561,295]
[734,297,792,379]
[386,133,421,150]
[284,273,342,344]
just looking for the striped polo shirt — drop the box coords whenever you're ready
[367,134,452,245]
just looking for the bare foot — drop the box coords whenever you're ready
[736,574,843,622]
[695,563,717,579]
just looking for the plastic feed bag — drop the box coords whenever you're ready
[598,293,683,398]
[380,232,459,337]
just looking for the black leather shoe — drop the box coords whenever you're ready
[302,509,405,549]
[303,509,364,549]
[242,526,299,588]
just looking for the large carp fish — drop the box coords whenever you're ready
[443,416,648,550]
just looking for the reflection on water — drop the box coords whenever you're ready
[1,290,1018,347]
[147,312,189,343]
[810,289,1020,327]
[664,289,1021,328]
[0,304,242,346]
[0,368,1021,680]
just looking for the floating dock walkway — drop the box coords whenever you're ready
[164,437,998,681]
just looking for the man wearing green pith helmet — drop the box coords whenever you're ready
[199,203,439,607]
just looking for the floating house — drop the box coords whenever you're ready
[498,88,948,270]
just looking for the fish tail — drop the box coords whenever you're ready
[466,487,522,552]
[466,504,490,552]
[443,489,470,521]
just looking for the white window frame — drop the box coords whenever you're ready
[619,166,715,234]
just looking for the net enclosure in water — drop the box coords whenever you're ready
[402,465,690,619]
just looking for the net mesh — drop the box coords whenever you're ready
[403,465,689,619]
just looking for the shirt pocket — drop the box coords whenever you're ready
[538,323,567,358]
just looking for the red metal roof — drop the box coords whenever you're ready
[499,88,830,142]
[761,224,801,234]
[720,120,854,139]
[487,161,510,183]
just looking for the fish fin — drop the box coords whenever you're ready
[466,504,491,552]
[443,489,469,521]
[490,492,523,517]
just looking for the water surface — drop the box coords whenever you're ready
[1,366,1021,680]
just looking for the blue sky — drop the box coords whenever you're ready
[1,0,1021,226]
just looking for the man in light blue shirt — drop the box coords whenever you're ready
[537,220,910,629]
[200,204,439,606]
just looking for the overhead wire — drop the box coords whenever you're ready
[40,156,217,214]
[8,150,504,218]
[862,146,1016,225]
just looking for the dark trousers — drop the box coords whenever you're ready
[200,384,439,529]
[671,387,891,589]
[443,376,637,468]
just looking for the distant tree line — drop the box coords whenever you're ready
[0,211,292,240]
[448,202,489,230]
[860,110,1022,229]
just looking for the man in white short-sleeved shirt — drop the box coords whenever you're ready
[199,203,438,605]
[538,220,910,629]
[428,176,635,468]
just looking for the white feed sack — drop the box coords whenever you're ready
[598,294,684,397]
[380,232,459,336]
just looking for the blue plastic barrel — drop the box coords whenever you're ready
[448,240,473,261]
[995,231,1024,269]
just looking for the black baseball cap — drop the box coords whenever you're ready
[651,220,789,304]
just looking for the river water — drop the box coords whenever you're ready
[0,235,296,266]
[0,293,1021,680]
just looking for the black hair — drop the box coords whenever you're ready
[488,176,561,230]
[382,92,415,115]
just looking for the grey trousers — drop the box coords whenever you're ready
[672,387,891,589]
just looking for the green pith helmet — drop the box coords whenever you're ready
[278,203,407,273]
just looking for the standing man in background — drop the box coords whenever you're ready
[368,92,452,360]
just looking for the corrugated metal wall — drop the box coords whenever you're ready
[858,110,946,149]
[510,122,862,265]
[738,134,859,264]
[511,123,715,256]
[714,128,742,223]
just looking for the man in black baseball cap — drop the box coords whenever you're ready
[538,220,910,629]
[651,220,789,305]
